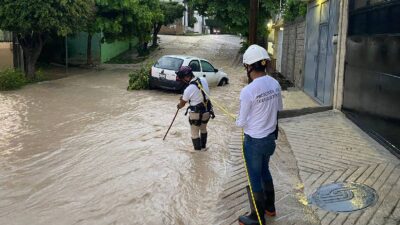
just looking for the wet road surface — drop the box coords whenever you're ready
[0,35,245,225]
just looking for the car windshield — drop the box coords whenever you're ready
[154,57,184,71]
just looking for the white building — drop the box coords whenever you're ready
[159,0,207,34]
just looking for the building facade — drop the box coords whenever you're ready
[340,0,400,156]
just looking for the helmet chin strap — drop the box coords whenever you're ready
[182,75,194,84]
[246,67,254,84]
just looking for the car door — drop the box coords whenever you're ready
[188,60,202,79]
[200,60,218,86]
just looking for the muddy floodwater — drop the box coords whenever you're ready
[0,35,246,224]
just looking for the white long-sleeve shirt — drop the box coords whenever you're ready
[236,75,283,138]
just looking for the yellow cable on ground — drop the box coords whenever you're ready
[195,81,263,225]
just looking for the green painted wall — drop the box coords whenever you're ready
[100,35,138,63]
[68,32,138,64]
[67,32,101,64]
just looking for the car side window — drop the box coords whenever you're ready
[189,60,201,72]
[201,60,215,72]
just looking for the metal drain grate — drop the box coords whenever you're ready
[308,182,378,212]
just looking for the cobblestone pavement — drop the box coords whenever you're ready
[280,111,400,225]
[215,100,400,225]
[214,128,321,225]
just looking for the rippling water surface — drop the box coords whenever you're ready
[0,35,245,225]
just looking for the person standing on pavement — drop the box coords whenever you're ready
[176,66,215,151]
[237,45,283,225]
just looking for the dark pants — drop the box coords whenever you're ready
[244,133,276,193]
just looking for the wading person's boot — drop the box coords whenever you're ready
[201,133,207,150]
[192,138,201,151]
[263,180,276,217]
[238,186,265,225]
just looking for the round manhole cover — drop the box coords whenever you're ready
[309,182,378,212]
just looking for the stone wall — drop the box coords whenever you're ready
[281,20,306,88]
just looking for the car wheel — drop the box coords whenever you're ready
[218,78,228,86]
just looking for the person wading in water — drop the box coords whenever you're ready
[176,66,215,151]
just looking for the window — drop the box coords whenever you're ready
[154,57,183,71]
[201,60,215,72]
[189,60,201,72]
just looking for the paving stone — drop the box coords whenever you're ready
[280,111,400,225]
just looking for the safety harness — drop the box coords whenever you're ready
[185,78,215,126]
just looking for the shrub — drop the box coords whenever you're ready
[33,69,46,82]
[283,0,307,23]
[127,63,152,90]
[0,69,27,91]
[240,40,250,53]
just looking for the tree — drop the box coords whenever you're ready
[95,0,140,41]
[86,6,101,65]
[188,0,280,43]
[152,2,185,47]
[283,0,307,23]
[95,0,157,56]
[0,0,93,79]
[136,0,160,55]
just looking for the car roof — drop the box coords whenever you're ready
[162,55,207,62]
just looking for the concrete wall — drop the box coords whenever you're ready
[193,11,204,33]
[281,19,306,88]
[68,32,101,65]
[67,32,138,64]
[333,0,349,110]
[100,37,137,63]
[0,42,13,70]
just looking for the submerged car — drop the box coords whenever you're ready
[149,55,229,91]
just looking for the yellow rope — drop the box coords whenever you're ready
[241,130,263,225]
[195,81,236,120]
[195,80,263,225]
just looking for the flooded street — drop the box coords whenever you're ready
[0,35,245,224]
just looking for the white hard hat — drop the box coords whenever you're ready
[243,44,270,65]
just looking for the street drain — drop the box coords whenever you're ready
[308,182,378,212]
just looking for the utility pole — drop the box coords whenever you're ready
[65,35,68,74]
[249,0,259,45]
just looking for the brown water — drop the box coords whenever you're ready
[0,35,245,225]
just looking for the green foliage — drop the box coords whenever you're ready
[0,69,27,91]
[0,0,93,78]
[239,41,250,53]
[283,0,307,22]
[189,0,280,38]
[127,63,152,90]
[151,1,185,47]
[160,2,186,26]
[205,19,225,29]
[0,0,93,36]
[96,0,142,42]
[97,0,161,44]
[32,69,46,82]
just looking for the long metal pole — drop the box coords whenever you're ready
[65,35,68,73]
[249,0,259,44]
[163,108,180,141]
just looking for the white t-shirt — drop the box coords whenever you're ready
[182,77,210,106]
[236,75,283,138]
